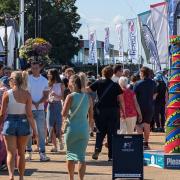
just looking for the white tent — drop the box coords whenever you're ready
[0,26,15,67]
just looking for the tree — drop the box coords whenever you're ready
[0,0,81,64]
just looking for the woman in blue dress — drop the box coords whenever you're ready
[62,75,93,180]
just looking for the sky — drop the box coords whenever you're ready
[75,0,163,50]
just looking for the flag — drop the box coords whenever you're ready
[167,0,180,35]
[116,24,124,62]
[104,27,110,59]
[138,11,151,64]
[88,30,97,64]
[127,18,138,63]
[150,2,169,65]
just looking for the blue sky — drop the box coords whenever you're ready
[75,0,163,50]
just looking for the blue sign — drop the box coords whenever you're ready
[144,150,180,169]
[112,134,143,180]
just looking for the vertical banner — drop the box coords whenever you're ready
[127,18,138,63]
[150,2,169,65]
[138,11,161,70]
[104,27,110,59]
[116,24,124,63]
[167,0,180,35]
[88,30,97,64]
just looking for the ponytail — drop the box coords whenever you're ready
[22,71,28,90]
[12,71,28,90]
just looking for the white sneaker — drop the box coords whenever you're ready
[25,152,32,161]
[40,153,50,162]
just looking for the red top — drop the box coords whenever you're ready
[121,88,137,118]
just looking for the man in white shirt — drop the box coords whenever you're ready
[26,61,50,162]
[111,65,123,83]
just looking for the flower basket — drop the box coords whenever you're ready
[19,38,52,64]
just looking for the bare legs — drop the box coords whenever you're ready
[67,160,75,180]
[4,136,16,180]
[143,123,150,142]
[4,135,29,180]
[67,160,86,180]
[78,162,86,180]
[17,136,29,180]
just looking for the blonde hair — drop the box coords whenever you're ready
[11,71,28,90]
[119,77,129,89]
[79,72,88,90]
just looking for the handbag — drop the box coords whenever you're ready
[93,82,114,118]
[62,93,85,133]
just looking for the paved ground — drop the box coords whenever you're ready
[0,133,180,180]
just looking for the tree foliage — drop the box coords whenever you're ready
[0,0,81,64]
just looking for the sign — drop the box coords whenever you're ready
[112,134,143,180]
[127,19,138,63]
[144,150,180,169]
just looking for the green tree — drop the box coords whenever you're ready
[0,0,81,64]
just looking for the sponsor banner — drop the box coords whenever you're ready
[104,27,110,58]
[116,24,124,62]
[127,19,138,63]
[167,0,180,35]
[88,30,97,64]
[144,150,180,169]
[138,11,161,69]
[150,2,169,65]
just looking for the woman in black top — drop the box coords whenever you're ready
[87,66,125,161]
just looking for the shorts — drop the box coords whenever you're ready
[141,109,154,124]
[2,114,30,136]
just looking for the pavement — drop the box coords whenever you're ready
[0,132,180,180]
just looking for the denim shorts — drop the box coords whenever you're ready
[2,114,30,136]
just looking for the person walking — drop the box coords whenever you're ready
[0,71,37,180]
[87,66,124,161]
[118,77,142,134]
[62,75,94,180]
[134,67,157,149]
[46,69,64,152]
[26,61,50,161]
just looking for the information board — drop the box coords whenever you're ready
[112,134,143,180]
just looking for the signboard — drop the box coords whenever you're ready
[144,150,180,169]
[112,134,143,180]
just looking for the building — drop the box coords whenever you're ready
[72,39,120,65]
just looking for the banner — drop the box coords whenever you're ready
[116,24,124,62]
[127,19,138,63]
[138,11,161,70]
[138,11,151,64]
[88,30,97,64]
[150,2,169,65]
[104,27,110,58]
[167,0,180,35]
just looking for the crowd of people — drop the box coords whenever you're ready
[0,62,168,180]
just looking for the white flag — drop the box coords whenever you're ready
[104,27,110,58]
[127,19,138,63]
[116,24,124,62]
[150,2,169,64]
[88,30,97,64]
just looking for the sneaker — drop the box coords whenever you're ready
[25,152,32,161]
[143,142,150,150]
[90,132,94,137]
[40,153,50,162]
[92,151,100,160]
